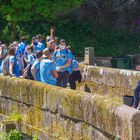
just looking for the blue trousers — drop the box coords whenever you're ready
[133,81,140,108]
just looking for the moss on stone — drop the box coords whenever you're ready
[6,112,22,122]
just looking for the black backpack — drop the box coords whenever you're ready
[26,54,36,80]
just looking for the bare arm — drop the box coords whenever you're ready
[50,28,55,41]
[52,71,58,78]
[9,62,14,76]
[31,66,36,80]
[57,58,71,72]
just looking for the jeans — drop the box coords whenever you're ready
[57,71,69,88]
[133,81,140,108]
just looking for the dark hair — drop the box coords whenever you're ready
[60,39,66,44]
[36,50,43,58]
[20,36,26,42]
[36,34,42,40]
[51,26,56,30]
[32,36,37,41]
[26,45,34,52]
[9,47,15,55]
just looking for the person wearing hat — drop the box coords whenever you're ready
[52,39,74,88]
[40,48,58,85]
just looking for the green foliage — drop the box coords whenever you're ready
[32,134,39,140]
[6,113,22,122]
[0,132,7,140]
[0,0,140,56]
[0,0,84,40]
[114,137,120,140]
[6,129,23,140]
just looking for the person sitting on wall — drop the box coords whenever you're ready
[40,48,58,85]
[52,39,73,88]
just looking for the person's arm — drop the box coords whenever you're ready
[50,28,55,41]
[51,62,58,78]
[9,62,14,76]
[24,55,32,71]
[52,71,58,78]
[31,66,36,80]
[52,51,56,63]
[57,58,71,72]
[23,56,28,63]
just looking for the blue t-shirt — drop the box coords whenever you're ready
[9,55,21,77]
[28,53,36,64]
[32,59,41,81]
[72,60,79,70]
[17,42,27,56]
[40,58,56,85]
[34,42,45,52]
[52,49,74,73]
[0,59,2,73]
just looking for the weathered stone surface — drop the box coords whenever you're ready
[80,65,140,97]
[0,75,140,139]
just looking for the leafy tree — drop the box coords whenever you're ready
[0,0,84,40]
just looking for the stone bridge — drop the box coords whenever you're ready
[0,65,140,139]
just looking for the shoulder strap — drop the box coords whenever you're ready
[66,48,68,56]
[32,54,36,59]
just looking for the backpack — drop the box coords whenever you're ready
[26,54,36,80]
[2,56,10,75]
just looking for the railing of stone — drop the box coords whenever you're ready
[0,76,140,140]
[80,65,140,97]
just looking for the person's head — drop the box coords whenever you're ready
[26,45,34,54]
[32,36,38,46]
[9,47,15,56]
[20,36,26,43]
[1,44,7,48]
[36,34,42,42]
[43,48,51,59]
[0,44,7,57]
[59,39,66,50]
[12,41,18,49]
[36,50,43,60]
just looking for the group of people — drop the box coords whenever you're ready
[0,27,82,89]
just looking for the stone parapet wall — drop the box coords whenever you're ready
[80,65,140,97]
[0,76,140,139]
